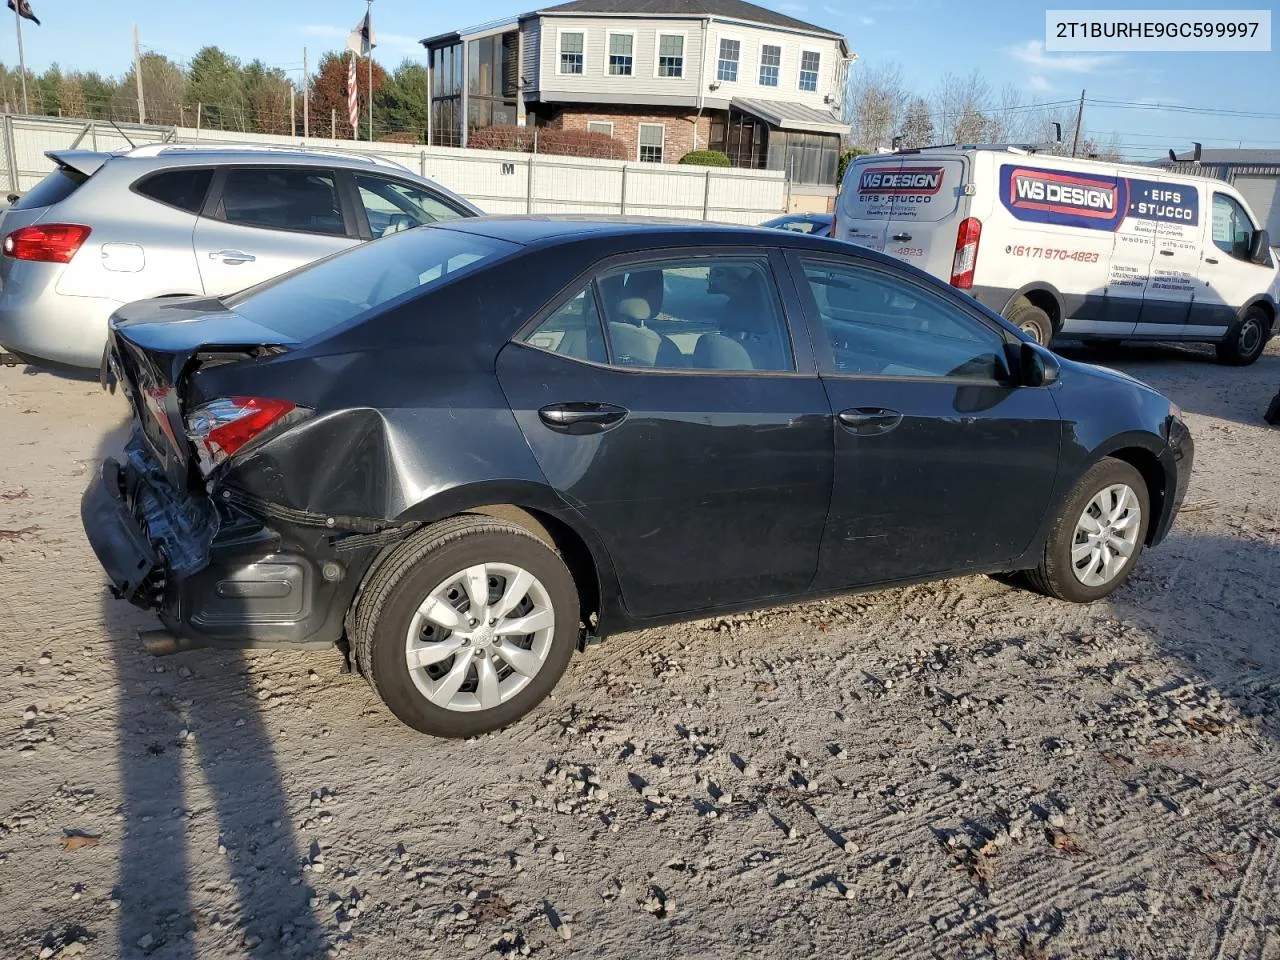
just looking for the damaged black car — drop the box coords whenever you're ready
[83,217,1193,737]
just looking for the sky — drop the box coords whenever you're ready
[4,0,1279,160]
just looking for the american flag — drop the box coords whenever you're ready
[347,54,359,137]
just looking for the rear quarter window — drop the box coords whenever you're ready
[224,227,518,342]
[10,167,88,210]
[134,168,214,214]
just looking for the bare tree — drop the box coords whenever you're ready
[844,62,910,152]
[899,97,935,148]
[933,70,991,144]
[985,83,1025,143]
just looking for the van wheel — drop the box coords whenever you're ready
[1215,307,1269,366]
[1007,299,1053,346]
[350,516,580,738]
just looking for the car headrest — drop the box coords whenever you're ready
[620,270,664,321]
[693,332,753,371]
[607,321,661,366]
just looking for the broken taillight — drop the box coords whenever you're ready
[185,397,309,477]
[2,223,92,263]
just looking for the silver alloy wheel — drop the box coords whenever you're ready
[1019,320,1046,344]
[1239,316,1263,356]
[404,562,555,713]
[1071,483,1142,587]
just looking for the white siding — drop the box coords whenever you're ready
[532,15,846,109]
[708,22,844,111]
[538,15,706,101]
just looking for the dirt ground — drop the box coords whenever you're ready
[1,340,1278,960]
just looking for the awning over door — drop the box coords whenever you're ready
[731,97,849,136]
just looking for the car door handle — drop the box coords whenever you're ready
[1204,256,1219,265]
[538,402,628,435]
[1159,249,1175,256]
[892,233,913,242]
[838,407,903,435]
[210,250,256,264]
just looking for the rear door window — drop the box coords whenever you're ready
[885,159,965,223]
[354,174,470,237]
[10,167,87,210]
[215,167,346,236]
[594,256,795,372]
[134,168,213,214]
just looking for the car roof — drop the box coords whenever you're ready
[114,143,415,173]
[442,214,839,247]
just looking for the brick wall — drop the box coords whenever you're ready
[542,104,715,164]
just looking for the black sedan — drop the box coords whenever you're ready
[83,217,1193,737]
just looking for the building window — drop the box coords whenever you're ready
[638,123,664,163]
[587,120,614,137]
[759,44,781,86]
[559,31,584,74]
[657,33,684,77]
[717,38,740,82]
[799,51,820,92]
[608,32,634,76]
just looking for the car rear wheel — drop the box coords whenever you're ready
[1215,307,1269,366]
[351,515,579,737]
[1006,298,1053,346]
[1025,458,1150,603]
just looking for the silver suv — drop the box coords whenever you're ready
[0,144,481,370]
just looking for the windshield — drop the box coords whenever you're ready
[224,226,518,341]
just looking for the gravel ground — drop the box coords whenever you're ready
[1,341,1278,960]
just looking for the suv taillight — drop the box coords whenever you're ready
[950,217,982,289]
[186,397,308,477]
[2,223,92,263]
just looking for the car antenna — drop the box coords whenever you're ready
[108,119,138,150]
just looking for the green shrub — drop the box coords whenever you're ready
[679,150,731,167]
[837,149,868,184]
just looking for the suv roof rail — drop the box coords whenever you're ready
[121,143,410,170]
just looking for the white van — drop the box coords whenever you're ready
[833,146,1279,365]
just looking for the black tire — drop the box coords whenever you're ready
[1025,458,1150,603]
[1215,307,1269,366]
[1006,299,1053,346]
[350,515,579,738]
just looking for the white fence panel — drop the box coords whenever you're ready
[0,113,787,223]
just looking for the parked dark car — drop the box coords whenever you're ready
[83,217,1193,737]
[760,212,833,237]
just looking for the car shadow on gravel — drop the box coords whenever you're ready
[93,420,324,959]
[1104,528,1280,741]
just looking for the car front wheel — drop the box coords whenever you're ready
[351,516,579,737]
[1026,458,1150,603]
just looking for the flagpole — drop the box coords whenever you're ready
[13,2,28,114]
[366,0,373,142]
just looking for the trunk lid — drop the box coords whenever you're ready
[107,297,298,489]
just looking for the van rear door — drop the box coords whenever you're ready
[837,157,900,252]
[884,157,968,278]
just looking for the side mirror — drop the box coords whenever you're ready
[1020,341,1061,387]
[1250,229,1273,266]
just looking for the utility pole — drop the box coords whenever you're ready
[133,23,146,124]
[13,2,28,113]
[366,0,374,142]
[290,86,296,137]
[1069,88,1085,158]
[302,47,310,139]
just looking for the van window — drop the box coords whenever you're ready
[844,158,964,224]
[10,167,87,210]
[1212,193,1254,260]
